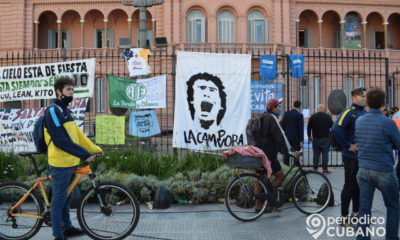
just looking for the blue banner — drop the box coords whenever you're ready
[129,110,161,137]
[259,55,278,81]
[251,81,283,114]
[289,54,305,78]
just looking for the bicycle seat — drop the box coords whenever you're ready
[18,152,41,157]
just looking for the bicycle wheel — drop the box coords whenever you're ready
[0,182,44,240]
[77,182,140,240]
[292,171,332,215]
[225,173,269,222]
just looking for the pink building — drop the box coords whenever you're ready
[0,0,400,112]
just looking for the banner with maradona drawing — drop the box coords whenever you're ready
[173,51,251,150]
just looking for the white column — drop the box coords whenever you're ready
[383,21,389,49]
[318,19,323,48]
[361,21,367,49]
[80,19,85,48]
[296,19,300,47]
[57,19,62,49]
[103,18,108,48]
[34,20,40,50]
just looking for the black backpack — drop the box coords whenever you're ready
[33,104,63,153]
[330,109,357,151]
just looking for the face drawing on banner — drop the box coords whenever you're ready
[187,73,227,130]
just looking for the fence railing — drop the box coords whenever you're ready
[0,44,394,167]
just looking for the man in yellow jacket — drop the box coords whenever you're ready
[44,77,103,240]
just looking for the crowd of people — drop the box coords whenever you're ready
[258,87,399,239]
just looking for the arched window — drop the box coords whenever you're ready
[187,10,205,43]
[218,10,234,43]
[248,11,268,43]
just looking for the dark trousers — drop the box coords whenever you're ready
[283,139,300,165]
[340,157,359,216]
[312,137,330,170]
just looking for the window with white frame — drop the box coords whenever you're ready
[218,11,235,43]
[313,77,321,111]
[299,77,309,109]
[96,77,106,113]
[343,77,353,107]
[248,11,268,43]
[48,30,71,49]
[188,10,205,43]
[93,29,114,48]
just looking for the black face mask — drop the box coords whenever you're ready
[61,95,73,104]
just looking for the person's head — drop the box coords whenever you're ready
[294,100,301,109]
[54,77,74,103]
[186,73,227,129]
[266,98,281,115]
[351,87,367,107]
[366,87,385,110]
[317,104,326,112]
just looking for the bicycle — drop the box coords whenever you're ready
[225,152,332,222]
[0,152,140,240]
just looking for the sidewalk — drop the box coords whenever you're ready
[30,167,387,240]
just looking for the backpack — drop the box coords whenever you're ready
[246,113,265,146]
[33,115,48,153]
[33,104,63,153]
[330,109,357,151]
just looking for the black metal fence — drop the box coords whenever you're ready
[0,45,389,167]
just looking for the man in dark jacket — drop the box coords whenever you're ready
[307,104,333,173]
[281,100,304,165]
[331,87,366,227]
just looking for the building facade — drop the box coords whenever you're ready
[0,0,400,112]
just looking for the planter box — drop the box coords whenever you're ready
[226,153,262,169]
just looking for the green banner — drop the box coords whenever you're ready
[107,74,166,109]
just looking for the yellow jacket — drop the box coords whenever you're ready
[44,100,102,167]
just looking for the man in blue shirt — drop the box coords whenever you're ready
[355,87,400,240]
[332,87,366,227]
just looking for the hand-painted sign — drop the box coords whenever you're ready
[129,110,161,137]
[0,59,95,102]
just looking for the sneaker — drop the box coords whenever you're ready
[323,170,332,174]
[63,227,85,237]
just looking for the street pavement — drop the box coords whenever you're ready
[26,166,389,240]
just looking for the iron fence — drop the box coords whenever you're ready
[0,45,390,167]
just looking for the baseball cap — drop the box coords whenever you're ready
[267,98,279,110]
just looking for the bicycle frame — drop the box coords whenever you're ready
[8,156,94,220]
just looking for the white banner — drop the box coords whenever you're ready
[0,59,96,102]
[173,51,251,150]
[0,98,88,153]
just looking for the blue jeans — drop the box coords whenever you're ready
[50,166,77,238]
[312,137,330,170]
[356,167,399,240]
